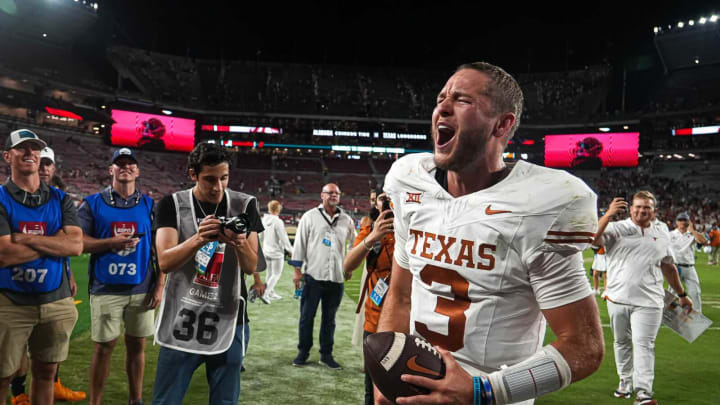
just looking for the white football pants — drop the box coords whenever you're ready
[265,256,284,295]
[671,265,702,312]
[607,301,662,397]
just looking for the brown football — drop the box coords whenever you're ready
[364,332,446,403]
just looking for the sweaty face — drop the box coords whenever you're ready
[432,69,498,172]
[630,198,654,226]
[39,158,55,183]
[192,163,229,203]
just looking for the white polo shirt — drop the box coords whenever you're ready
[669,229,697,266]
[603,218,673,308]
[291,204,357,283]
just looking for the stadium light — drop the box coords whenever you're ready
[695,58,700,64]
[699,17,707,24]
[520,153,528,160]
[598,127,611,132]
[688,153,696,157]
[677,21,684,28]
[711,15,718,22]
[161,109,173,115]
[623,125,629,130]
[659,154,664,158]
[42,33,47,38]
[689,20,695,26]
[653,26,659,33]
[100,105,106,109]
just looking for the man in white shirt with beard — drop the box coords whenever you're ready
[668,212,707,312]
[594,191,692,405]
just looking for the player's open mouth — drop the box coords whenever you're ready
[436,124,456,147]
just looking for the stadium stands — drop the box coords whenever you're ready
[107,46,611,122]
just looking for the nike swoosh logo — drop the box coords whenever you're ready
[485,205,512,215]
[406,355,441,377]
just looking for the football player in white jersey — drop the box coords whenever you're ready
[669,212,707,312]
[374,62,604,405]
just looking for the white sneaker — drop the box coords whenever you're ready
[270,291,282,300]
[634,392,658,405]
[613,378,632,398]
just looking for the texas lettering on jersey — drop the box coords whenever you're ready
[408,229,496,270]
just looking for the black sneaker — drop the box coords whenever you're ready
[292,353,309,367]
[319,356,343,370]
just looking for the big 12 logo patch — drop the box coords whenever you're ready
[111,221,137,256]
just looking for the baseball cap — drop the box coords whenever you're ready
[4,129,47,150]
[40,147,55,164]
[676,212,690,221]
[111,147,138,164]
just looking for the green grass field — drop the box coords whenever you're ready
[38,251,720,404]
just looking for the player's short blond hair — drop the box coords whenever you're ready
[268,200,282,214]
[632,190,657,207]
[456,61,524,138]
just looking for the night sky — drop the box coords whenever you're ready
[88,0,719,73]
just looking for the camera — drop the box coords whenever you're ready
[217,214,251,236]
[381,196,394,219]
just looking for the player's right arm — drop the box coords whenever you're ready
[593,197,627,247]
[373,258,413,405]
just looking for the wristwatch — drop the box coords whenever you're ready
[678,292,688,298]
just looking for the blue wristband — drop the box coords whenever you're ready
[472,376,482,405]
[480,375,493,405]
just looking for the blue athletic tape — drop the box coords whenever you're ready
[473,376,482,405]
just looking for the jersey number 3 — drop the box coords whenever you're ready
[414,264,470,352]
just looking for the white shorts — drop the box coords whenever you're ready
[591,254,606,272]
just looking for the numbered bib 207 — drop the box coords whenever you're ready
[11,267,48,283]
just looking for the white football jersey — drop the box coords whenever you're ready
[384,153,597,373]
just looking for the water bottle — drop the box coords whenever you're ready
[294,278,305,299]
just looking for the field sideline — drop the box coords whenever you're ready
[35,250,720,404]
